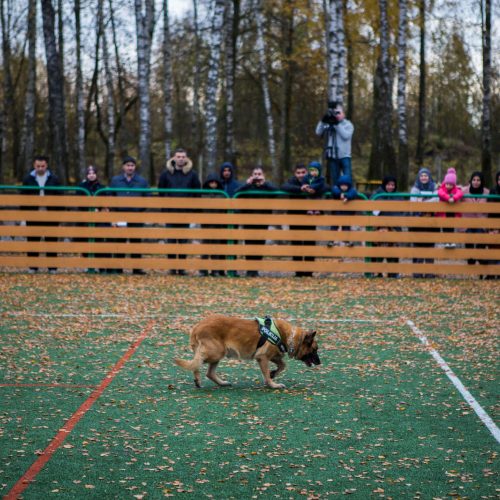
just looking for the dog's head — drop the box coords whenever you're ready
[298,330,320,367]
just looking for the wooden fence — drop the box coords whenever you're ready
[1,192,499,277]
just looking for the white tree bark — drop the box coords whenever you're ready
[397,0,408,186]
[205,0,226,172]
[101,1,116,180]
[326,0,346,104]
[162,0,173,160]
[134,0,155,179]
[255,0,277,175]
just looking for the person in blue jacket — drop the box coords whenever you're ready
[330,175,359,247]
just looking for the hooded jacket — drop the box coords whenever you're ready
[331,175,358,201]
[202,172,223,192]
[158,156,201,196]
[462,171,489,219]
[219,162,241,197]
[21,169,61,211]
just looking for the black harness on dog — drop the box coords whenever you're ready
[255,316,287,354]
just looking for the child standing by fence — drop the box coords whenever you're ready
[438,168,463,248]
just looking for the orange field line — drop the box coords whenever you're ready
[4,320,155,500]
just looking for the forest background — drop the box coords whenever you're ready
[0,0,497,190]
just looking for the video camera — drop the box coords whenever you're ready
[322,101,340,125]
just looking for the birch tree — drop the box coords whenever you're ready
[396,0,409,189]
[205,0,226,172]
[480,0,492,181]
[191,0,201,159]
[162,0,173,161]
[224,0,239,162]
[19,0,37,179]
[326,0,346,104]
[415,0,426,165]
[74,0,85,179]
[41,0,69,183]
[255,0,277,177]
[101,0,116,179]
[134,0,155,180]
[368,0,396,180]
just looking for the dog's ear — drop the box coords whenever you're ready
[306,330,317,341]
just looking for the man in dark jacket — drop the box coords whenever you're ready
[109,156,150,274]
[22,155,61,273]
[219,162,241,197]
[281,163,318,277]
[158,148,201,274]
[235,166,278,277]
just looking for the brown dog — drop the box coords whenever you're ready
[174,315,320,389]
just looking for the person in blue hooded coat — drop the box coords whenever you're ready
[219,162,242,197]
[330,175,359,247]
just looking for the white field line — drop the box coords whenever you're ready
[406,319,500,445]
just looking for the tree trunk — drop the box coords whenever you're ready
[205,0,226,172]
[280,0,294,185]
[19,0,37,180]
[368,0,396,180]
[191,0,201,159]
[101,0,116,180]
[481,0,492,182]
[74,0,85,180]
[163,0,173,161]
[108,0,126,156]
[326,0,346,105]
[40,0,69,184]
[415,0,426,165]
[396,0,409,189]
[1,0,20,181]
[224,0,239,163]
[134,0,155,181]
[255,0,277,178]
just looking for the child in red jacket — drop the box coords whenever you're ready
[438,168,463,248]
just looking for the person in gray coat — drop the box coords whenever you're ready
[315,102,354,187]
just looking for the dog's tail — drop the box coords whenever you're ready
[174,346,204,372]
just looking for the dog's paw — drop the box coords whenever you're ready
[268,382,286,389]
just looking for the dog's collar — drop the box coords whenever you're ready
[255,316,287,354]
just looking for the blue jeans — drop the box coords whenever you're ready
[328,157,352,187]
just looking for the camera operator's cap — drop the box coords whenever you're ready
[122,155,137,165]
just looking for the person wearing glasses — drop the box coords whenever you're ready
[315,102,354,187]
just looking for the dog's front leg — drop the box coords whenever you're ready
[256,356,286,389]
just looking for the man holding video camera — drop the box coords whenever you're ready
[315,102,354,187]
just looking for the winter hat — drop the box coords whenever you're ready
[122,155,137,165]
[381,175,397,192]
[443,168,457,186]
[308,161,322,175]
[337,175,352,188]
[415,167,435,191]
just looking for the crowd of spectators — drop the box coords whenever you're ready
[16,151,500,277]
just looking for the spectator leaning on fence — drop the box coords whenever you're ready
[76,165,111,273]
[437,168,463,249]
[409,167,438,278]
[462,171,489,268]
[158,148,201,274]
[370,175,404,278]
[22,155,61,274]
[109,156,149,275]
[330,175,359,247]
[219,161,241,197]
[281,163,318,277]
[235,166,278,277]
[199,173,225,277]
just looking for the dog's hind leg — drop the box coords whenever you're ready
[206,362,231,387]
